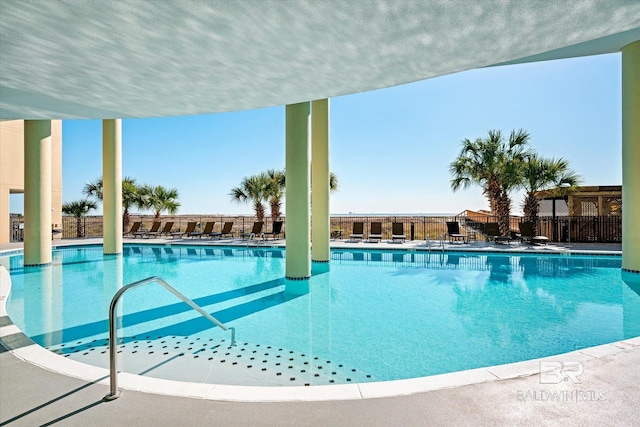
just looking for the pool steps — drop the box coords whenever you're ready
[105,276,235,400]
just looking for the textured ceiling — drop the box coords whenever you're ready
[1,0,640,119]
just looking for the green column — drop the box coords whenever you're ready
[311,99,330,263]
[622,40,640,275]
[103,119,122,255]
[285,102,311,279]
[24,120,52,266]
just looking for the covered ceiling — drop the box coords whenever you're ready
[1,0,640,120]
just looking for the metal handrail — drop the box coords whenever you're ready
[246,232,265,247]
[104,276,235,401]
[426,235,445,252]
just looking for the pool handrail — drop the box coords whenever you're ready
[104,275,235,401]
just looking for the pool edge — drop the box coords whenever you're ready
[2,259,639,402]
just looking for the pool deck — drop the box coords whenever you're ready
[2,238,639,426]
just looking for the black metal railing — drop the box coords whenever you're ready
[53,214,623,243]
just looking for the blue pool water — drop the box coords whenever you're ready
[3,245,640,386]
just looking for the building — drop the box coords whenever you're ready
[537,186,622,217]
[536,186,623,242]
[0,120,63,243]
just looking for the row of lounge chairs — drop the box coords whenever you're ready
[124,220,548,245]
[348,222,406,243]
[240,221,284,240]
[446,220,548,245]
[478,221,547,245]
[348,220,548,245]
[123,220,284,240]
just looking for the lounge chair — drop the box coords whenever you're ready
[368,222,382,242]
[140,221,161,238]
[519,222,548,245]
[124,221,142,237]
[485,222,511,244]
[518,221,535,243]
[210,221,233,239]
[241,222,263,239]
[160,221,175,237]
[391,222,406,243]
[264,221,284,240]
[189,221,214,239]
[147,221,173,238]
[170,221,197,239]
[349,222,364,241]
[446,221,467,243]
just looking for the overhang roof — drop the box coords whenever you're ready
[1,1,640,120]
[536,186,623,199]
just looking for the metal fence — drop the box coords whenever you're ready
[42,214,623,243]
[537,216,622,243]
[10,218,24,242]
[459,215,621,243]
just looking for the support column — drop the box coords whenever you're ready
[103,119,122,255]
[311,99,330,263]
[285,102,311,280]
[24,120,52,266]
[622,40,640,276]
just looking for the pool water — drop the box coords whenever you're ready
[3,245,640,387]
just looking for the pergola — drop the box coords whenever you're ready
[1,1,639,281]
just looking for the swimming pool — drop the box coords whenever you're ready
[3,244,640,387]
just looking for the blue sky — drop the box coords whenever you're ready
[10,53,622,216]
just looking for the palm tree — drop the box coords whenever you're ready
[232,170,339,221]
[263,169,285,219]
[83,177,104,201]
[62,199,98,237]
[329,172,339,192]
[230,175,268,222]
[520,154,581,224]
[83,176,143,228]
[121,179,143,227]
[450,129,531,235]
[139,185,180,219]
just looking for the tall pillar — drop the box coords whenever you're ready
[622,40,640,276]
[103,119,122,255]
[24,120,52,266]
[51,120,63,240]
[285,102,311,280]
[311,99,330,263]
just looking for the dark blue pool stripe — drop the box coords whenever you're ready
[134,290,303,338]
[28,277,285,345]
[123,277,285,327]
